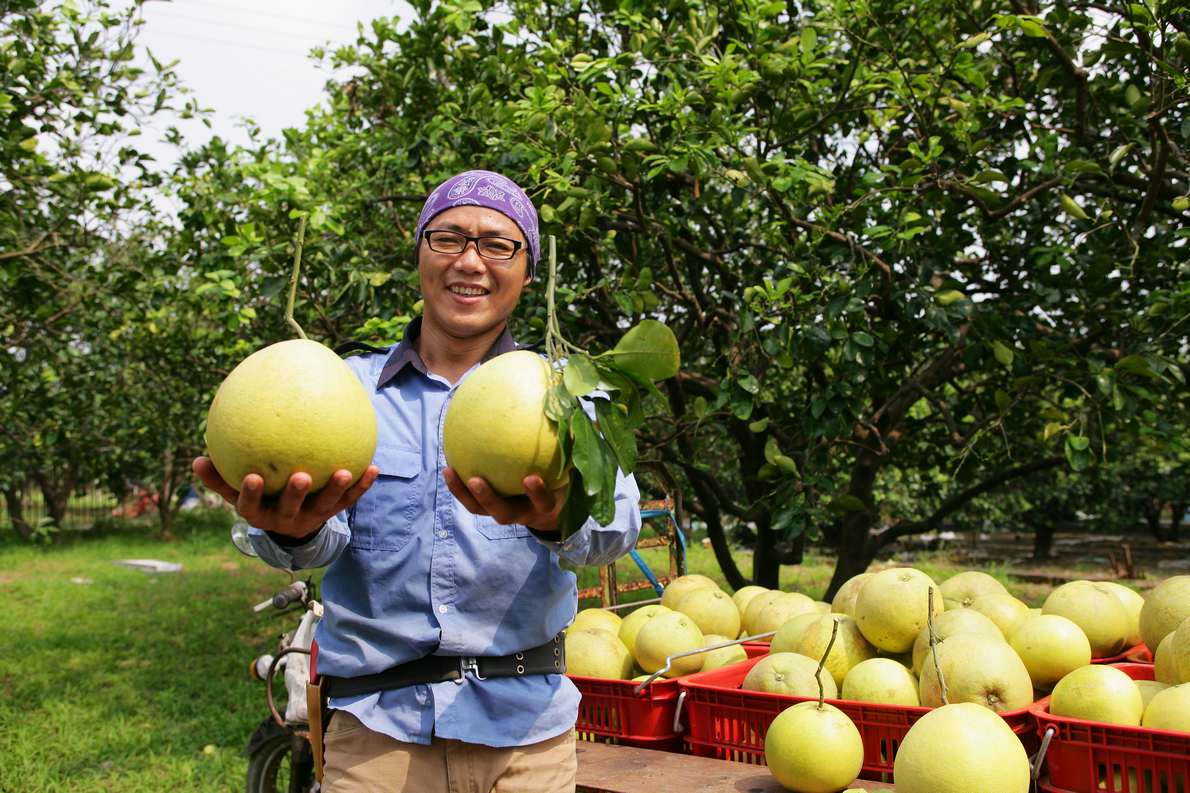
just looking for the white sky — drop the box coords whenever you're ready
[115,0,416,169]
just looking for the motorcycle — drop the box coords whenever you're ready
[233,521,319,793]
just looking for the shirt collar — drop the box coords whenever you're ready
[376,316,525,388]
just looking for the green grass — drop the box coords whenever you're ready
[0,509,309,792]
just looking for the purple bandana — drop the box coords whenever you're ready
[415,170,541,278]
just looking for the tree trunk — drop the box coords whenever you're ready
[681,463,749,591]
[2,485,35,541]
[1167,502,1184,542]
[34,454,79,534]
[1031,515,1056,560]
[752,507,781,588]
[1141,499,1166,540]
[155,446,191,538]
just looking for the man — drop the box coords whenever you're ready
[194,170,642,792]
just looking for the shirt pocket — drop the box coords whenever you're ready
[475,514,533,541]
[349,445,422,552]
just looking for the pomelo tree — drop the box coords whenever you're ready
[159,0,1188,594]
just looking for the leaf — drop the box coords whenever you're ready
[593,398,637,475]
[731,384,753,420]
[556,468,590,541]
[826,494,866,514]
[544,384,577,422]
[749,418,770,432]
[993,340,1015,366]
[737,374,760,393]
[563,354,601,398]
[1044,422,1063,440]
[570,409,610,497]
[764,436,780,465]
[1067,435,1090,451]
[1063,160,1103,175]
[935,289,966,306]
[606,319,680,380]
[1115,355,1152,375]
[995,389,1011,412]
[1060,194,1090,220]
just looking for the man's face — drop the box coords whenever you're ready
[417,205,531,343]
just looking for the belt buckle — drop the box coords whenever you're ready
[457,656,485,683]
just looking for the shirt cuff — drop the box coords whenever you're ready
[266,524,324,548]
[526,526,562,543]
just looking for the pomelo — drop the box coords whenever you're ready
[697,634,748,672]
[1141,683,1190,732]
[742,652,837,698]
[966,592,1032,640]
[841,657,920,706]
[792,614,878,688]
[1099,580,1145,648]
[765,702,863,793]
[910,607,1003,675]
[675,586,741,639]
[617,604,671,665]
[742,589,785,636]
[770,612,826,654]
[1139,575,1190,654]
[1042,580,1130,658]
[830,572,874,617]
[853,567,943,653]
[205,339,378,496]
[755,592,821,637]
[1135,679,1171,711]
[893,702,1031,793]
[1154,632,1183,685]
[938,570,1009,609]
[570,607,623,634]
[633,611,705,678]
[1050,664,1143,725]
[1009,614,1092,689]
[442,350,568,497]
[659,574,719,611]
[731,585,769,622]
[1172,616,1190,684]
[564,628,633,679]
[918,632,1033,713]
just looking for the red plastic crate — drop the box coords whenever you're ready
[569,643,768,752]
[1032,663,1189,793]
[1093,643,1150,665]
[678,655,1037,777]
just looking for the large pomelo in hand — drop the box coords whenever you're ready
[204,339,378,496]
[442,350,568,497]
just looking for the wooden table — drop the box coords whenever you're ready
[576,742,896,793]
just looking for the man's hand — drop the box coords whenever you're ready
[443,467,566,532]
[192,457,379,539]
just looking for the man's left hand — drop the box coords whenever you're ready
[443,468,566,532]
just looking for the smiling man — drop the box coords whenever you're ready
[193,170,642,793]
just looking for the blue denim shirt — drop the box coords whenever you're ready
[248,319,642,747]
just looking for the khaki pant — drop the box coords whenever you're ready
[321,710,577,793]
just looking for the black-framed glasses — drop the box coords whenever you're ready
[424,229,524,260]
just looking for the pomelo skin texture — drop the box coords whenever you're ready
[1139,575,1190,654]
[442,350,568,497]
[1042,580,1131,659]
[919,633,1033,712]
[893,702,1031,793]
[854,567,944,653]
[1050,664,1144,726]
[765,702,863,793]
[205,339,378,496]
[1141,683,1190,732]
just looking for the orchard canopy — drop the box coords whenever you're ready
[3,0,1188,595]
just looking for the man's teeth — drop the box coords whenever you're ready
[451,286,487,296]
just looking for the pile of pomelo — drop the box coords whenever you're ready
[567,571,1190,793]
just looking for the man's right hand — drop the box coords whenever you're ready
[192,457,379,539]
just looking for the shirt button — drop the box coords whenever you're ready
[438,605,448,614]
[438,530,448,539]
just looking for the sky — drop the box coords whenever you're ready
[115,0,416,169]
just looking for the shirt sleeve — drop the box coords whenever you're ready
[532,466,642,568]
[247,511,351,570]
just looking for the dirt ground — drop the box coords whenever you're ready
[892,526,1190,597]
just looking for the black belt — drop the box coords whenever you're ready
[323,634,566,698]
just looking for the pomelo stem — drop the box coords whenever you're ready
[928,587,948,705]
[285,213,309,341]
[816,618,839,709]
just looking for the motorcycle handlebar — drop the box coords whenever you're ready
[272,581,309,610]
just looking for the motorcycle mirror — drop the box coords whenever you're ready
[230,520,259,557]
